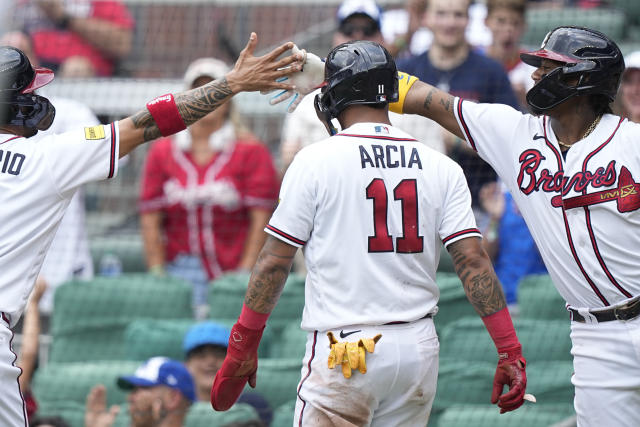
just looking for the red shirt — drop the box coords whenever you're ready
[139,137,279,279]
[24,0,135,76]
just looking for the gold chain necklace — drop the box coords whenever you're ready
[557,115,602,148]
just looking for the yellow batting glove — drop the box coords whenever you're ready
[389,72,419,114]
[327,332,382,379]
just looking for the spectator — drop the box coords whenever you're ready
[9,0,134,77]
[396,0,519,224]
[84,357,195,427]
[483,0,535,109]
[618,51,640,123]
[29,416,71,427]
[139,57,280,319]
[182,322,273,425]
[479,181,547,314]
[0,31,97,317]
[279,0,445,175]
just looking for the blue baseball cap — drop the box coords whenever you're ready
[117,357,196,402]
[182,322,230,355]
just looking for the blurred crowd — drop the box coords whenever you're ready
[2,0,640,425]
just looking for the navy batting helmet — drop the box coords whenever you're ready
[0,46,55,136]
[520,26,624,115]
[314,41,398,134]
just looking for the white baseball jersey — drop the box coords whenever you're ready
[454,99,640,310]
[266,122,481,331]
[0,123,119,326]
[36,97,98,313]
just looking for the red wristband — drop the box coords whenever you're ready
[481,307,520,351]
[238,304,270,330]
[146,93,186,137]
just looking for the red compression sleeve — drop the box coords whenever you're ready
[239,304,270,330]
[481,307,520,350]
[146,93,186,137]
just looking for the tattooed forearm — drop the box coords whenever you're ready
[449,240,506,317]
[243,247,295,313]
[422,88,435,111]
[439,95,454,112]
[129,78,234,142]
[130,109,162,142]
[175,78,233,126]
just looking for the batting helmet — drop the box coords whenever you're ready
[520,26,624,115]
[0,46,55,136]
[314,40,398,134]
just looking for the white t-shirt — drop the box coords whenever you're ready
[454,98,640,310]
[0,122,119,325]
[267,122,480,331]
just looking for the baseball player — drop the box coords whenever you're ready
[210,41,528,425]
[373,26,639,427]
[0,35,302,426]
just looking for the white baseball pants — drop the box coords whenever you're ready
[294,317,439,427]
[571,315,640,427]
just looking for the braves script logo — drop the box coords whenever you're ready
[517,150,640,212]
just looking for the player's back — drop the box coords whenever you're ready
[269,122,478,331]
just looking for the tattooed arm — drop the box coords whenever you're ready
[402,81,464,139]
[244,235,297,314]
[447,237,506,317]
[118,33,302,158]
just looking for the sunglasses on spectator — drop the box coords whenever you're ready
[339,21,379,37]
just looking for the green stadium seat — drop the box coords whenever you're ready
[612,0,640,25]
[33,361,141,408]
[122,318,275,360]
[518,274,569,321]
[271,400,296,427]
[90,233,146,273]
[50,274,192,362]
[433,360,574,418]
[527,361,575,405]
[251,358,302,409]
[439,316,572,365]
[433,273,477,330]
[208,272,305,321]
[268,321,307,359]
[185,402,260,427]
[437,246,455,273]
[35,401,87,427]
[432,361,496,411]
[436,404,575,427]
[523,8,626,48]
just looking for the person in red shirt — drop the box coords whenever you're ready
[10,0,134,77]
[139,57,280,319]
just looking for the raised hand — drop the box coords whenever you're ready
[226,33,305,94]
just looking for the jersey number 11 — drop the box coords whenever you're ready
[366,178,424,253]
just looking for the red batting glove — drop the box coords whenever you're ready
[491,345,527,414]
[210,322,264,411]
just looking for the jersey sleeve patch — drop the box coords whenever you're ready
[264,224,306,247]
[84,125,106,140]
[442,228,482,247]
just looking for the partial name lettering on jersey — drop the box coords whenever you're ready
[0,150,26,176]
[359,144,422,169]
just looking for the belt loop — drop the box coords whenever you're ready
[578,308,598,324]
